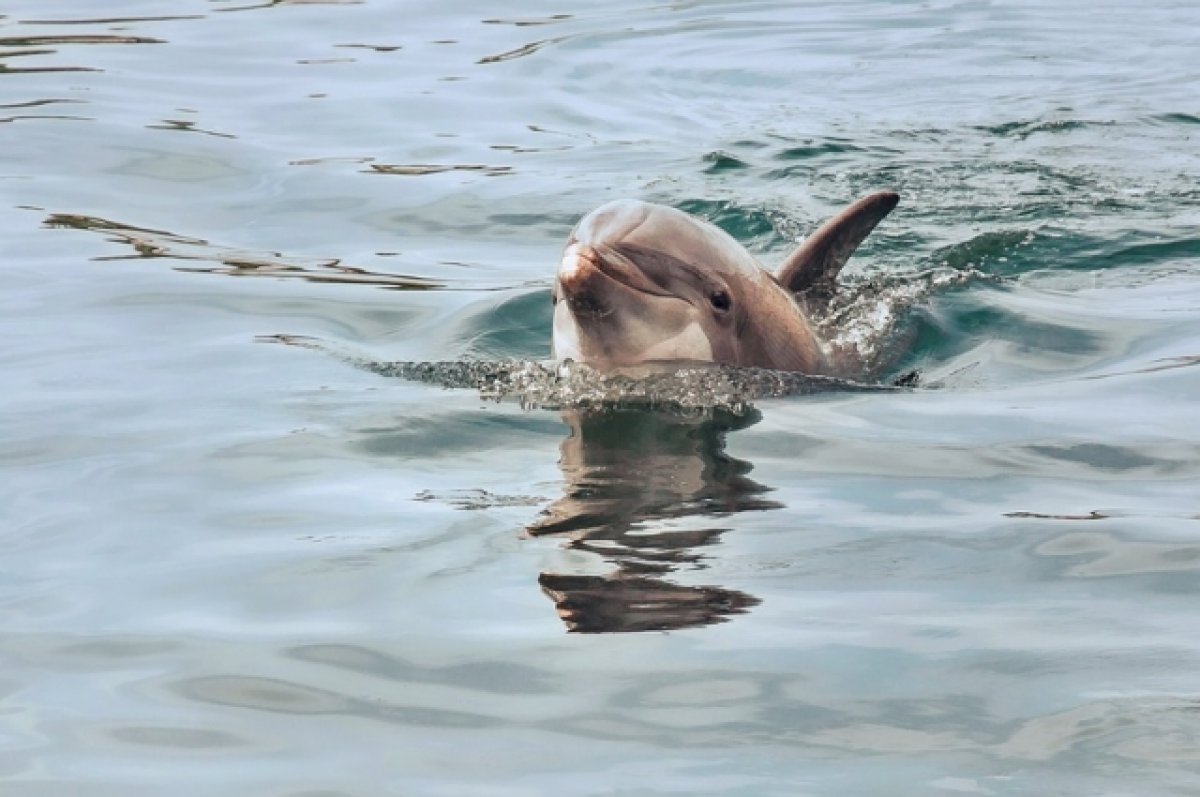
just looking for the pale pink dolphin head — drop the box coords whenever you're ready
[552,192,899,373]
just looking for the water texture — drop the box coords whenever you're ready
[2,1,1200,795]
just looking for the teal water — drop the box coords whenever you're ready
[4,1,1200,794]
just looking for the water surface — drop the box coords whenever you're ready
[3,1,1200,794]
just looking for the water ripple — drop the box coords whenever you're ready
[368,163,513,177]
[477,35,575,65]
[0,34,165,46]
[42,212,445,290]
[262,335,900,414]
[482,15,574,28]
[18,15,204,25]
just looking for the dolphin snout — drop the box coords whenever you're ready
[559,242,599,281]
[558,244,613,318]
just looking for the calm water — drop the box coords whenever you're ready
[4,1,1200,794]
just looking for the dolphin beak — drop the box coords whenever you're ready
[558,242,599,284]
[557,242,671,318]
[557,244,612,317]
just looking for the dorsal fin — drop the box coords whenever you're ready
[775,191,899,297]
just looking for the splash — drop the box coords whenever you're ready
[814,265,992,374]
[262,335,898,415]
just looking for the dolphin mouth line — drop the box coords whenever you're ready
[559,243,673,305]
[591,250,672,299]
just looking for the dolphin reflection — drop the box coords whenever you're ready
[530,407,778,633]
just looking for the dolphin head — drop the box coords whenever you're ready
[552,199,825,371]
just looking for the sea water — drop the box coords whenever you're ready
[3,1,1200,794]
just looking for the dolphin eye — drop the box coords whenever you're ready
[709,290,732,312]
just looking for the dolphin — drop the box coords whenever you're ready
[552,191,899,374]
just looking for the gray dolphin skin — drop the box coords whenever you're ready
[552,191,899,374]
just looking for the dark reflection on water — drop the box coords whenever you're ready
[369,162,513,177]
[18,15,205,25]
[483,14,573,27]
[43,212,445,290]
[538,572,759,634]
[263,335,904,634]
[0,31,162,75]
[212,0,365,13]
[146,118,236,139]
[0,34,164,46]
[531,408,774,633]
[0,63,99,75]
[478,35,574,65]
